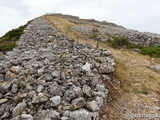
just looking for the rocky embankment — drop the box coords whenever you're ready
[52,14,160,47]
[0,18,116,120]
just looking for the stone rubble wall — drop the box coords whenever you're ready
[0,18,116,120]
[54,14,160,47]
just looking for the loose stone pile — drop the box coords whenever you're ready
[0,18,116,120]
[55,14,160,47]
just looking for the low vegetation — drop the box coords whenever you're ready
[106,35,160,57]
[107,35,143,49]
[0,21,31,52]
[141,45,160,57]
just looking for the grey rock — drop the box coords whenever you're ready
[61,116,69,120]
[0,74,4,82]
[12,102,27,117]
[82,62,91,72]
[98,64,115,74]
[0,98,8,105]
[10,66,22,75]
[71,97,86,110]
[65,109,99,120]
[36,85,44,93]
[10,116,21,120]
[0,52,5,60]
[32,93,48,104]
[82,85,92,97]
[73,87,83,97]
[96,83,106,92]
[49,84,64,96]
[60,71,66,80]
[52,71,60,78]
[11,83,18,93]
[92,91,106,99]
[37,68,44,75]
[1,112,10,119]
[21,114,33,120]
[91,77,99,87]
[50,96,61,107]
[35,110,60,120]
[86,100,101,112]
[64,90,76,99]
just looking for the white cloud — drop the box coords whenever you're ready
[0,3,28,36]
[22,0,55,7]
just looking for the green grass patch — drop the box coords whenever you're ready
[141,45,160,57]
[107,35,143,49]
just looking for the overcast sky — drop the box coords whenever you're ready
[1,0,160,36]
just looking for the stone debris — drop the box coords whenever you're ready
[0,18,116,119]
[59,14,160,47]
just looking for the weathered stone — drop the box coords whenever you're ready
[86,100,101,112]
[32,93,48,104]
[50,96,61,107]
[12,102,27,117]
[73,87,83,97]
[0,98,8,105]
[96,83,106,92]
[64,90,76,99]
[52,71,60,78]
[82,62,91,72]
[37,68,44,75]
[10,66,22,75]
[98,64,115,74]
[49,84,64,96]
[64,109,99,120]
[21,114,33,120]
[82,85,92,97]
[71,97,86,110]
[0,52,5,60]
[1,112,10,119]
[35,110,60,120]
[36,85,44,93]
[61,116,69,120]
[10,116,20,120]
[0,74,4,82]
[11,83,18,93]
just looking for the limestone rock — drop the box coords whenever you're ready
[35,110,60,120]
[82,85,92,97]
[98,64,115,74]
[21,114,33,120]
[32,93,48,104]
[10,66,22,75]
[71,97,86,110]
[50,96,61,107]
[86,100,101,112]
[82,62,91,72]
[12,102,27,117]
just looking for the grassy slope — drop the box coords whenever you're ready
[42,15,160,119]
[0,21,31,52]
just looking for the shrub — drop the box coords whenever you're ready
[141,45,160,57]
[107,36,131,48]
[89,28,99,39]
